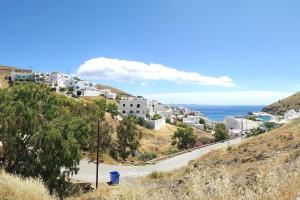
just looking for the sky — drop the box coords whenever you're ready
[1,0,300,105]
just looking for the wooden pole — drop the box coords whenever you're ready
[96,117,100,189]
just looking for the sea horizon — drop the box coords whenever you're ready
[175,104,266,122]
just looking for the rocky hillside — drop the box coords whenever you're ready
[74,118,300,200]
[263,92,300,115]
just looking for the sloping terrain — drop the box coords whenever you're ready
[263,92,300,115]
[0,171,55,200]
[96,84,133,97]
[74,118,300,200]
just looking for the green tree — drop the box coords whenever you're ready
[264,122,276,131]
[0,83,90,197]
[106,102,119,118]
[214,123,229,142]
[117,116,142,160]
[199,118,207,130]
[172,126,196,150]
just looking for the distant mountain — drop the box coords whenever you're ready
[96,84,133,97]
[262,92,300,115]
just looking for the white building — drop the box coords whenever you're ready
[145,117,166,130]
[224,116,261,135]
[183,115,205,130]
[284,109,300,121]
[119,97,148,118]
[48,72,78,91]
[99,89,117,100]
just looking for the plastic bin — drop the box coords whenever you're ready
[110,171,120,185]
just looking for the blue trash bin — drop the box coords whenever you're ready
[110,171,120,185]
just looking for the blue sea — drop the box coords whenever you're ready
[183,105,265,122]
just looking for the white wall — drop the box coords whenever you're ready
[146,117,166,130]
[119,97,148,118]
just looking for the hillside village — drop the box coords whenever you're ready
[0,65,212,131]
[1,64,299,135]
[2,64,300,200]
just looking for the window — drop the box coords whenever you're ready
[137,104,140,108]
[130,104,133,107]
[123,104,125,107]
[136,111,140,113]
[122,110,126,114]
[130,110,133,114]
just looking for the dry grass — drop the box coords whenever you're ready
[72,118,300,200]
[0,74,8,89]
[0,171,56,200]
[139,124,177,156]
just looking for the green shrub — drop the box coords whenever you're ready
[138,152,157,161]
[150,171,163,179]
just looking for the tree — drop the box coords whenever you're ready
[117,116,142,160]
[0,83,90,197]
[199,118,207,130]
[264,122,276,131]
[172,126,196,150]
[214,123,229,142]
[106,102,119,118]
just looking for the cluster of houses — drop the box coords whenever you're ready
[9,70,117,100]
[223,109,300,137]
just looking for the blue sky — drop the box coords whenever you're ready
[1,0,299,105]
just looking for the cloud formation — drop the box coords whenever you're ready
[144,91,292,105]
[77,57,236,87]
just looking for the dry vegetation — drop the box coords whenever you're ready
[73,118,300,200]
[263,91,300,115]
[0,74,9,89]
[0,171,55,200]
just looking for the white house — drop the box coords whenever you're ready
[48,72,75,90]
[183,115,205,130]
[284,109,300,121]
[224,116,261,134]
[99,89,117,100]
[119,97,148,118]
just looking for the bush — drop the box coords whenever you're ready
[138,152,157,161]
[167,147,179,155]
[149,171,163,179]
[247,128,265,137]
[151,113,162,120]
[172,126,196,150]
[214,123,229,142]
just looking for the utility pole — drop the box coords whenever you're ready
[96,91,107,189]
[96,117,100,189]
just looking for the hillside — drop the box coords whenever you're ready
[263,92,300,115]
[96,84,133,97]
[0,171,55,200]
[74,118,300,200]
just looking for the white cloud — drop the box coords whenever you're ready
[143,91,292,105]
[77,57,236,87]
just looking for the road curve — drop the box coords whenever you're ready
[73,137,242,183]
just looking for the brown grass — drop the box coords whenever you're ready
[72,118,300,200]
[0,171,56,200]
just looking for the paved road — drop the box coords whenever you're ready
[73,137,242,183]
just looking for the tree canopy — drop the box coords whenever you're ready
[172,126,196,150]
[0,83,97,197]
[214,123,229,142]
[117,116,142,160]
